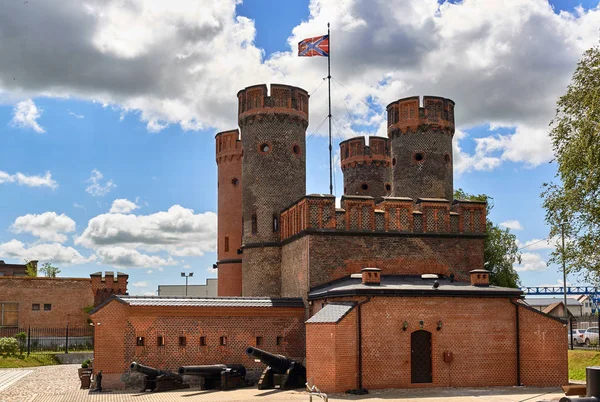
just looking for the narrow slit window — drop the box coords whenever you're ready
[224,236,229,252]
[276,336,283,346]
[220,336,227,346]
[136,337,145,346]
[273,215,279,233]
[179,336,186,347]
[200,336,207,346]
[256,336,263,346]
[251,214,258,235]
[157,336,165,346]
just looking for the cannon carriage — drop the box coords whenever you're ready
[129,362,190,392]
[245,346,306,390]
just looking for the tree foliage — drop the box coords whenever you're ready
[24,260,37,277]
[542,40,600,282]
[39,262,60,278]
[455,189,522,288]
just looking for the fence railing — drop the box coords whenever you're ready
[570,315,600,350]
[0,326,93,355]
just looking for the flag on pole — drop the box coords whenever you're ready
[298,35,329,57]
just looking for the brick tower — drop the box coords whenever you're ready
[238,84,309,297]
[340,136,391,203]
[386,96,455,201]
[215,129,243,296]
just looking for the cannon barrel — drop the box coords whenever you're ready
[245,346,291,374]
[130,362,183,382]
[178,364,246,377]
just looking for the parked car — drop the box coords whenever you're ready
[583,327,599,346]
[569,329,586,344]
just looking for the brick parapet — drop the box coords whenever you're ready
[90,272,128,306]
[386,96,455,137]
[215,129,243,165]
[280,196,486,240]
[237,84,309,127]
[340,136,391,169]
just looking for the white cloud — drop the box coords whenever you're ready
[0,170,58,189]
[147,269,153,274]
[68,111,84,119]
[0,239,95,266]
[11,212,76,242]
[132,281,148,287]
[73,202,86,211]
[143,291,155,296]
[109,199,139,214]
[500,220,524,231]
[75,205,217,258]
[95,246,177,268]
[86,169,116,197]
[514,252,547,272]
[9,99,45,133]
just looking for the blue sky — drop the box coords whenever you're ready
[1,0,599,295]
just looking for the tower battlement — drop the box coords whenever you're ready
[339,136,391,169]
[386,96,455,137]
[215,129,242,165]
[237,84,309,126]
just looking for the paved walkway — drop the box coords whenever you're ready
[0,369,32,392]
[0,365,567,402]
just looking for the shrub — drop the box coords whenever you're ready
[14,332,27,354]
[0,337,19,357]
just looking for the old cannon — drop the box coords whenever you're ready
[178,364,249,390]
[245,346,306,390]
[130,362,190,392]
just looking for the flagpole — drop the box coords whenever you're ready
[327,22,333,195]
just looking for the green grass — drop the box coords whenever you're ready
[569,349,600,381]
[0,353,60,368]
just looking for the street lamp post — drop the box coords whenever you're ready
[181,272,193,296]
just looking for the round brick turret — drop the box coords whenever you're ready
[238,83,309,297]
[340,136,391,203]
[387,96,455,201]
[215,129,243,296]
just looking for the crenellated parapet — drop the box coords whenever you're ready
[340,136,391,170]
[386,96,455,138]
[280,195,486,241]
[215,129,242,165]
[237,84,309,128]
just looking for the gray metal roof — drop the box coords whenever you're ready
[524,297,582,307]
[116,296,305,308]
[306,303,355,324]
[308,275,523,300]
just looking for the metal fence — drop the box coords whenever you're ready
[0,326,93,354]
[570,315,600,350]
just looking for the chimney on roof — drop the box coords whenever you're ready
[470,269,490,287]
[362,267,381,286]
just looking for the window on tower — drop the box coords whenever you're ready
[251,214,258,235]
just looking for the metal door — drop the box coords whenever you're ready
[411,330,432,383]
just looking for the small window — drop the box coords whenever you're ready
[385,183,391,192]
[256,336,263,346]
[292,144,301,155]
[231,178,239,186]
[157,336,165,346]
[224,236,229,252]
[32,304,40,311]
[273,215,279,232]
[44,304,51,311]
[414,153,424,162]
[361,183,369,191]
[251,214,258,235]
[200,336,207,346]
[179,336,187,347]
[276,336,283,346]
[392,157,396,166]
[259,143,271,154]
[445,154,451,163]
[136,336,145,346]
[220,336,227,346]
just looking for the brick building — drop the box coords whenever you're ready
[0,260,33,277]
[0,271,128,329]
[91,83,567,391]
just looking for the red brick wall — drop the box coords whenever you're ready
[304,233,484,290]
[306,308,358,392]
[91,302,306,388]
[281,236,309,299]
[0,277,93,328]
[90,273,128,306]
[518,304,568,386]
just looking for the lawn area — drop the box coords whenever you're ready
[569,349,600,381]
[0,353,59,368]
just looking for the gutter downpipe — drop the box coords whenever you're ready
[509,299,521,386]
[357,296,372,389]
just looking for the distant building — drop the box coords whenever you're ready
[575,295,595,315]
[0,260,34,277]
[525,297,583,317]
[157,278,217,297]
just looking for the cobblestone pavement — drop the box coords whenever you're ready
[0,365,566,402]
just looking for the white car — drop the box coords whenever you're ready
[569,329,586,345]
[583,327,599,346]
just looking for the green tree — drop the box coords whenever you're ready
[455,189,522,288]
[542,40,600,282]
[24,260,37,277]
[39,262,60,278]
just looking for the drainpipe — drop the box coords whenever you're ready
[357,296,371,389]
[509,299,521,386]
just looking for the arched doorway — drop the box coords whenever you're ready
[411,330,432,383]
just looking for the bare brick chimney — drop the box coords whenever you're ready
[470,269,490,287]
[362,267,381,286]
